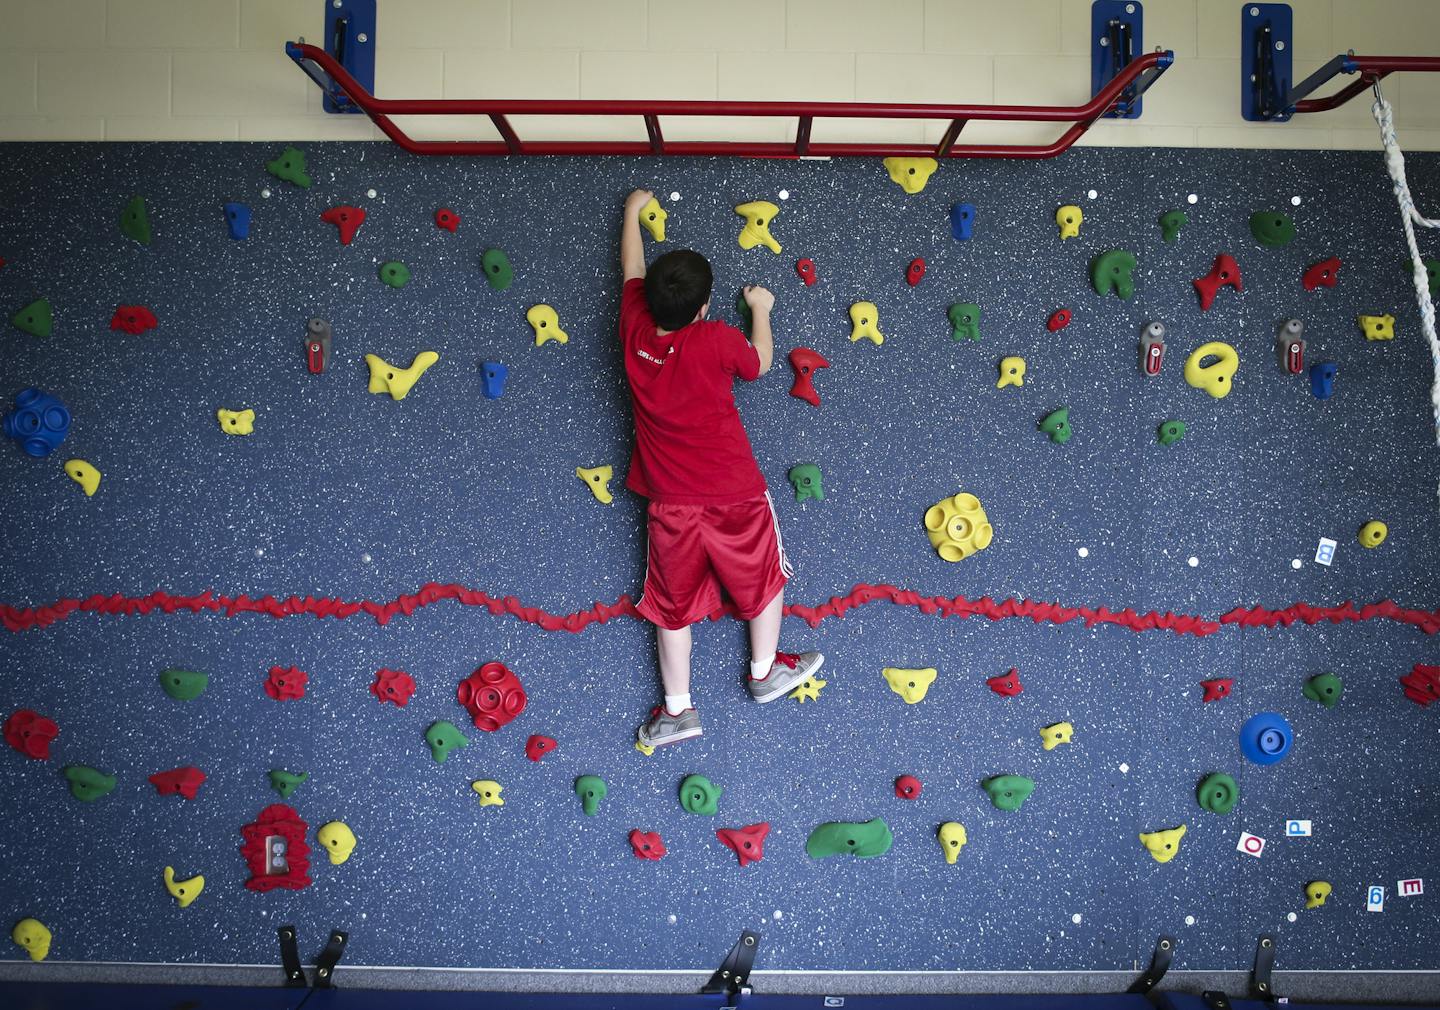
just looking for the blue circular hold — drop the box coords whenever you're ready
[1240,712,1294,765]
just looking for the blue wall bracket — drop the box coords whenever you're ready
[1091,1,1145,119]
[318,0,375,114]
[1241,3,1294,121]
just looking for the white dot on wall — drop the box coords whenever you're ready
[1290,195,1302,206]
[1187,193,1198,204]
[1291,558,1303,570]
[261,188,272,199]
[360,553,372,564]
[1119,762,1130,774]
[1287,912,1298,922]
[1071,913,1082,924]
[1077,547,1090,558]
[773,910,784,920]
[366,188,377,199]
[1188,556,1200,567]
[667,914,677,925]
[669,191,681,202]
[1185,915,1196,926]
[1087,189,1098,200]
[778,189,790,200]
[255,549,265,558]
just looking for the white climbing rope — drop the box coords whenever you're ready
[1371,79,1440,444]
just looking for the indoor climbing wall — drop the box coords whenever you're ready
[1,143,1438,974]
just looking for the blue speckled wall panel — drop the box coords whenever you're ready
[0,144,1437,972]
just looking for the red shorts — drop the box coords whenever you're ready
[636,492,793,630]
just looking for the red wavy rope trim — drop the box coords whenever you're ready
[0,583,1436,637]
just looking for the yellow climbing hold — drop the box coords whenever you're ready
[1305,880,1332,909]
[924,492,994,562]
[734,201,782,254]
[849,302,884,346]
[11,918,51,961]
[471,780,504,807]
[316,821,356,864]
[217,408,254,435]
[1039,721,1073,751]
[635,740,655,756]
[65,459,100,496]
[883,157,938,194]
[883,666,938,704]
[527,304,569,346]
[162,865,205,908]
[366,351,440,400]
[1184,341,1239,399]
[639,196,667,242]
[789,676,826,703]
[997,356,1026,389]
[1358,313,1395,341]
[576,465,614,504]
[937,821,968,864]
[1056,204,1083,240]
[1139,824,1187,864]
[1358,520,1388,548]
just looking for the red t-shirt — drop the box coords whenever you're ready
[618,277,767,505]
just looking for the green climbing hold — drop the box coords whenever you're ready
[159,668,208,701]
[1196,772,1239,814]
[119,196,152,246]
[575,774,608,815]
[266,146,312,188]
[425,720,469,763]
[805,818,894,859]
[481,248,513,291]
[1091,249,1137,299]
[1159,209,1187,243]
[947,302,981,342]
[735,290,752,333]
[11,298,53,338]
[788,463,823,503]
[1249,210,1295,248]
[1158,420,1187,446]
[678,773,722,815]
[1039,407,1072,445]
[64,765,116,802]
[1411,256,1439,296]
[1303,672,1343,708]
[268,769,309,799]
[982,774,1035,811]
[379,261,412,289]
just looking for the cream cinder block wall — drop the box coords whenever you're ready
[1,0,1438,149]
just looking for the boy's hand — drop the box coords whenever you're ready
[742,285,774,314]
[625,189,654,215]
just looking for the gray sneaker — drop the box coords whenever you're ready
[637,706,702,748]
[747,650,825,704]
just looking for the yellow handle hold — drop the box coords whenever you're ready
[163,865,206,908]
[1183,342,1239,399]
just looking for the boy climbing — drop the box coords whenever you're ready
[617,188,823,749]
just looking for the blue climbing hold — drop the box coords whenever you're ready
[481,361,508,400]
[950,202,976,241]
[3,388,71,458]
[1239,711,1294,766]
[224,202,251,240]
[1309,362,1336,400]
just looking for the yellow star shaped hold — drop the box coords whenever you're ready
[634,739,655,756]
[789,676,827,703]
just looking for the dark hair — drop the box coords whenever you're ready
[644,249,713,330]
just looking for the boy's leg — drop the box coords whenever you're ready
[746,586,783,676]
[657,623,693,709]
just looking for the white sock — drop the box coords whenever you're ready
[664,692,692,714]
[749,653,777,680]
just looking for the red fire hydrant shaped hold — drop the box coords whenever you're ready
[788,347,830,407]
[457,661,528,732]
[320,205,366,245]
[1193,253,1243,310]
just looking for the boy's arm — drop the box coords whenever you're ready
[620,189,652,282]
[742,285,775,375]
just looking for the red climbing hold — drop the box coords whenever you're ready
[1201,677,1233,702]
[110,305,158,335]
[371,668,416,707]
[264,665,307,701]
[435,208,460,233]
[239,804,311,892]
[1046,308,1072,332]
[1193,253,1243,310]
[788,347,830,407]
[1302,256,1341,292]
[457,661,528,732]
[894,774,922,800]
[525,734,557,761]
[628,829,667,861]
[1400,663,1440,707]
[716,822,770,867]
[986,668,1023,697]
[320,205,366,245]
[906,257,926,287]
[3,709,59,760]
[149,766,206,800]
[796,257,817,286]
